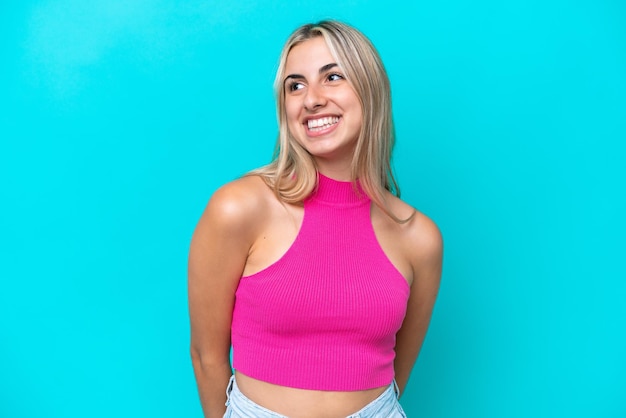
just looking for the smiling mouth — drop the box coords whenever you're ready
[307,116,340,132]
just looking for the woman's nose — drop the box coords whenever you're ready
[304,84,327,111]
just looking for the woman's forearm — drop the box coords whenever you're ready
[191,356,232,418]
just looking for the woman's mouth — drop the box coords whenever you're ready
[306,116,340,134]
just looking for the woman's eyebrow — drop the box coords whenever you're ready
[284,63,339,84]
[319,63,338,73]
[284,73,305,84]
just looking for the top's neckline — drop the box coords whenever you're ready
[309,173,370,206]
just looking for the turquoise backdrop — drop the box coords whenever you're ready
[1,1,624,417]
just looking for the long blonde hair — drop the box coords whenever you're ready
[250,20,409,222]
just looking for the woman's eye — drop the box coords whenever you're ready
[327,73,344,82]
[288,82,304,92]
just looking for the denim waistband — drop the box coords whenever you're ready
[224,375,406,418]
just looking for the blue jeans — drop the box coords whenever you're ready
[224,375,407,417]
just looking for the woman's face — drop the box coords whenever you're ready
[283,37,362,167]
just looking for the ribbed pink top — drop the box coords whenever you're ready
[231,174,410,391]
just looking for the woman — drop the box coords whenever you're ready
[188,20,443,418]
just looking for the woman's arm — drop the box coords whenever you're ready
[394,213,443,396]
[188,179,261,417]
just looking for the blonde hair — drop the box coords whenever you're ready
[249,20,410,222]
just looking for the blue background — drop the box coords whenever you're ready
[1,1,625,417]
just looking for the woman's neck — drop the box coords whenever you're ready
[315,159,352,182]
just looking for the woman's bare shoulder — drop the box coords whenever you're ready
[197,175,275,237]
[210,175,273,210]
[385,192,443,264]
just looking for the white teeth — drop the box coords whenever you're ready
[307,116,339,130]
